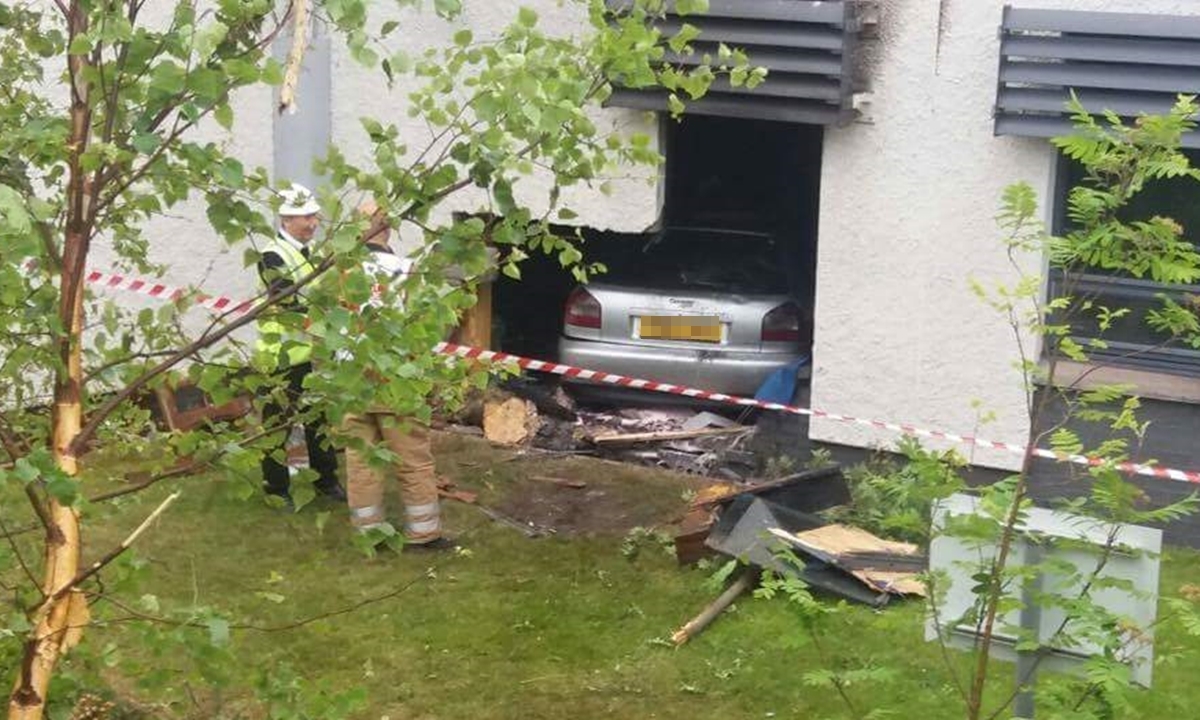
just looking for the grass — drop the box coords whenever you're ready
[4,433,1200,719]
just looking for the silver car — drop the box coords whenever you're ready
[558,227,811,397]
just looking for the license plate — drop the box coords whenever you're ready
[638,315,721,343]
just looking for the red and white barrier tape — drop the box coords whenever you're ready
[82,268,257,314]
[40,260,1200,486]
[434,343,1200,485]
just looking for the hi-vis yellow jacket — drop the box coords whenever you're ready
[255,232,316,368]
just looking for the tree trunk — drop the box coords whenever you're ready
[9,4,91,715]
[8,242,87,719]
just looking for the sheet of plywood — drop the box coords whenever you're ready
[767,525,926,597]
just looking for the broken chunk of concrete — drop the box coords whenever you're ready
[682,411,738,432]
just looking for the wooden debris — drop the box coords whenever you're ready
[690,482,741,507]
[591,426,751,447]
[671,569,758,645]
[483,395,540,446]
[674,505,719,565]
[692,465,846,509]
[439,488,479,504]
[437,478,478,504]
[767,525,926,597]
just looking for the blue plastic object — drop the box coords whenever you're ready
[753,357,809,404]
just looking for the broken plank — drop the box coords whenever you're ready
[592,426,751,447]
[671,569,759,645]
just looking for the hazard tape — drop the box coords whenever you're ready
[45,260,1200,486]
[82,268,258,314]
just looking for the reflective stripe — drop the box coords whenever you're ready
[352,505,384,519]
[405,502,440,518]
[406,516,441,534]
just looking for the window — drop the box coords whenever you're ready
[1049,150,1200,377]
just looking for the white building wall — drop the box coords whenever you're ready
[810,0,1199,470]
[331,0,663,251]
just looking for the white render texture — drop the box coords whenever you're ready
[809,0,1200,470]
[330,0,663,247]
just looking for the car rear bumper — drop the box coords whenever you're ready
[557,337,809,397]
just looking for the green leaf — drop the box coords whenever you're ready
[453,29,473,47]
[13,458,39,484]
[149,61,186,95]
[214,103,234,130]
[131,132,160,155]
[518,7,539,28]
[218,158,245,187]
[666,93,686,117]
[261,58,284,86]
[434,0,462,19]
[381,20,400,37]
[68,36,92,56]
[45,474,79,506]
[668,23,701,54]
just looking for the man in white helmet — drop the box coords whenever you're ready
[255,183,345,508]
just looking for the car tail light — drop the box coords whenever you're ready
[565,287,602,329]
[762,302,803,343]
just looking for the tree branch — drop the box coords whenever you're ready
[0,416,55,537]
[0,507,41,595]
[88,424,286,503]
[84,350,177,383]
[48,492,180,603]
[95,550,442,634]
[66,253,337,458]
[277,0,309,114]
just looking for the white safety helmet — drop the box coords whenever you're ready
[277,183,321,217]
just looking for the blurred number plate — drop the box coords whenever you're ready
[639,315,721,343]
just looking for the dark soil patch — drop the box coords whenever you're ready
[494,481,678,537]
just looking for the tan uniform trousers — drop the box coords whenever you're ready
[343,413,442,543]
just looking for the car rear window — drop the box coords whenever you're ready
[616,230,792,294]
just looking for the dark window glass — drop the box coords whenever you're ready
[1050,150,1200,376]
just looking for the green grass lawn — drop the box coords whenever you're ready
[5,433,1200,719]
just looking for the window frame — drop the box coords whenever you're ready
[1046,151,1200,378]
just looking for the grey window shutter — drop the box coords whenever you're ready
[605,1,859,125]
[995,6,1200,146]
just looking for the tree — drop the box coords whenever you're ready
[0,1,749,716]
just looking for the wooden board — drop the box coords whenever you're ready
[768,524,927,597]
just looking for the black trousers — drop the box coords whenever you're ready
[261,362,341,496]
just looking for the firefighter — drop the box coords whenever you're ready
[340,200,456,551]
[255,183,345,508]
